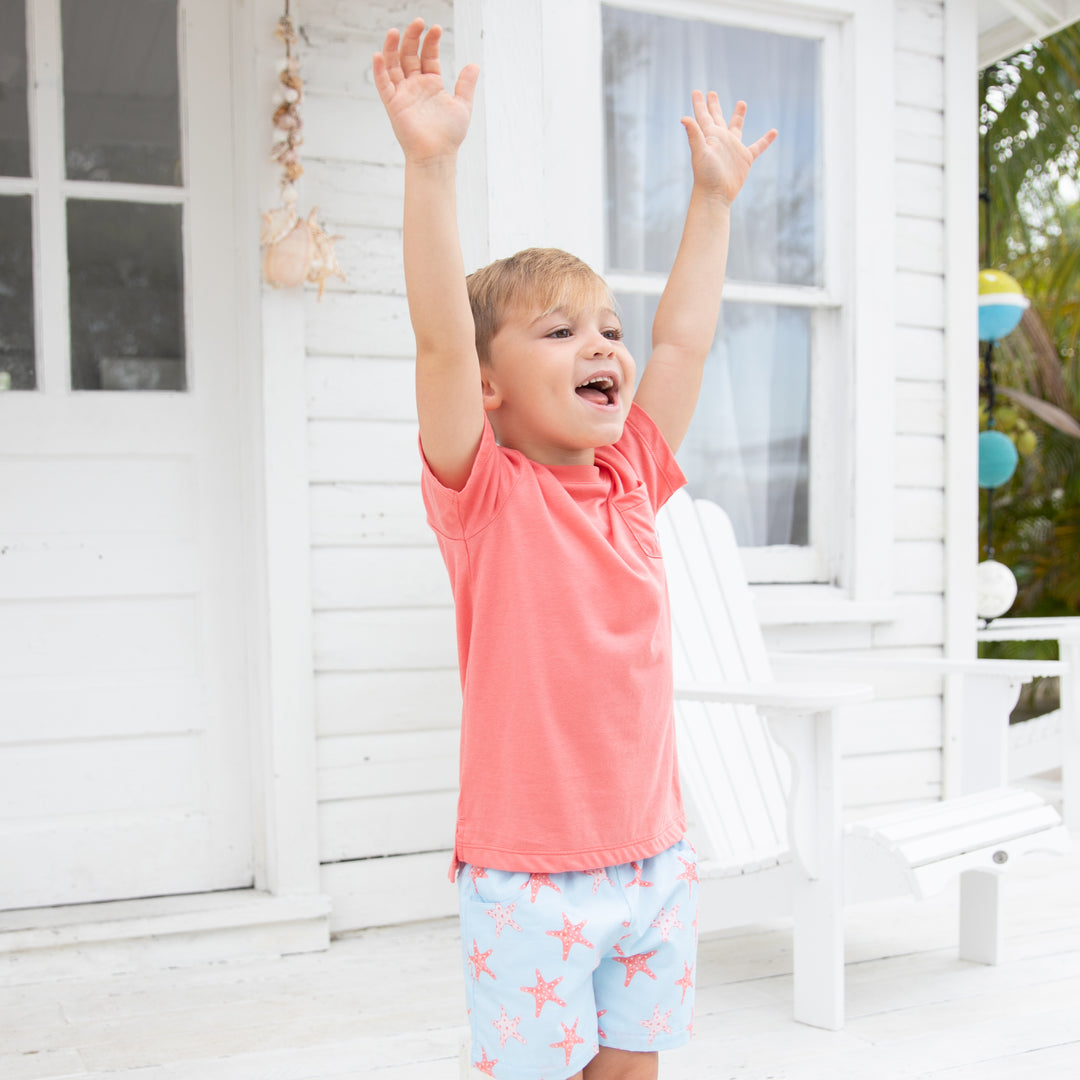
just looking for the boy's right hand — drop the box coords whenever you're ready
[373,18,480,165]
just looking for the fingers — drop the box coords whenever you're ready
[681,115,706,156]
[372,51,394,103]
[727,100,747,138]
[747,128,778,160]
[399,17,425,76]
[419,23,443,75]
[455,62,480,108]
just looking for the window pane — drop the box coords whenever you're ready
[67,199,186,391]
[603,6,823,286]
[62,0,182,185]
[618,294,810,546]
[0,196,36,390]
[0,0,31,177]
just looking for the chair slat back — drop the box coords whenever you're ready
[658,491,793,870]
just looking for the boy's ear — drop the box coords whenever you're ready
[481,370,502,412]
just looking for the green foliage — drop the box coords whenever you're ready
[980,25,1080,621]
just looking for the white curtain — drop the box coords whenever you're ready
[604,7,822,546]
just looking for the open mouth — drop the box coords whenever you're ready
[575,374,619,408]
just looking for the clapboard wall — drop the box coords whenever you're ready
[297,0,959,931]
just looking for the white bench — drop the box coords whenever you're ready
[659,491,1071,1029]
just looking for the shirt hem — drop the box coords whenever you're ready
[452,816,686,876]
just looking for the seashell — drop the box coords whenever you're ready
[260,204,298,246]
[263,219,316,289]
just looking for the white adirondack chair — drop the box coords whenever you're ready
[658,490,1071,1030]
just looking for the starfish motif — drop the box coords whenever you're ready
[650,903,684,943]
[520,969,566,1017]
[612,949,657,987]
[486,901,522,937]
[473,1047,498,1076]
[466,939,496,982]
[550,1017,586,1066]
[596,1008,608,1040]
[521,872,562,902]
[469,865,489,892]
[625,861,654,888]
[491,1005,526,1048]
[640,1004,673,1044]
[583,867,613,893]
[676,854,700,897]
[675,961,695,1004]
[546,912,595,961]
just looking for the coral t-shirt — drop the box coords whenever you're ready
[422,404,688,875]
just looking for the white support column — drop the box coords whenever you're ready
[941,0,981,799]
[453,0,604,272]
[237,0,324,902]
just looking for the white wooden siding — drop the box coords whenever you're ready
[297,0,461,929]
[293,0,958,927]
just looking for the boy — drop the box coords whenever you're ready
[373,18,775,1080]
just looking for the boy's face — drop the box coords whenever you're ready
[482,298,636,466]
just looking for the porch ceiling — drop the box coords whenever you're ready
[979,0,1080,66]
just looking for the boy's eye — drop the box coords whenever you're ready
[603,328,623,341]
[548,327,572,338]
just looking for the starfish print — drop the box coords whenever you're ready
[473,1047,498,1076]
[583,867,613,893]
[520,968,567,1017]
[675,961,695,1004]
[521,872,561,902]
[596,1008,608,1040]
[640,1004,673,1044]
[486,901,522,937]
[612,949,658,987]
[466,939,496,982]
[546,912,595,961]
[550,1017,586,1066]
[469,865,488,892]
[491,1005,526,1048]
[650,903,684,943]
[625,861,653,888]
[676,854,700,897]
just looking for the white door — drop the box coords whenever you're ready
[0,0,254,909]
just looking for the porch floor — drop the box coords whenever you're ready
[5,781,1079,1080]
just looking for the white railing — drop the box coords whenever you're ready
[976,616,1080,831]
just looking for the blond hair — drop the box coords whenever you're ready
[466,248,615,364]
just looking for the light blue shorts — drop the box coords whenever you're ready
[458,838,699,1080]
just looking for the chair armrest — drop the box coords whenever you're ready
[769,652,1065,680]
[675,680,873,713]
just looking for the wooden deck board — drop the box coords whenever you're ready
[4,825,1078,1079]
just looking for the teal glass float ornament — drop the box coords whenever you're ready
[978,269,1029,342]
[978,429,1019,488]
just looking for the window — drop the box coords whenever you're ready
[0,0,187,393]
[602,2,843,580]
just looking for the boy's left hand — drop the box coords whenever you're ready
[682,91,777,207]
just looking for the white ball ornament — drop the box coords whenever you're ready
[975,559,1018,619]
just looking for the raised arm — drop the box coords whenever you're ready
[373,19,482,490]
[634,92,776,452]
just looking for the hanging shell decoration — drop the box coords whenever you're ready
[261,11,344,299]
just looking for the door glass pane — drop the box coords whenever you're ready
[0,196,36,390]
[0,0,31,177]
[61,0,182,185]
[618,293,810,547]
[67,199,186,391]
[603,6,823,286]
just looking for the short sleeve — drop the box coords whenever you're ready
[420,419,524,540]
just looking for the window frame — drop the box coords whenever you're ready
[455,0,896,608]
[601,0,844,583]
[0,0,191,396]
